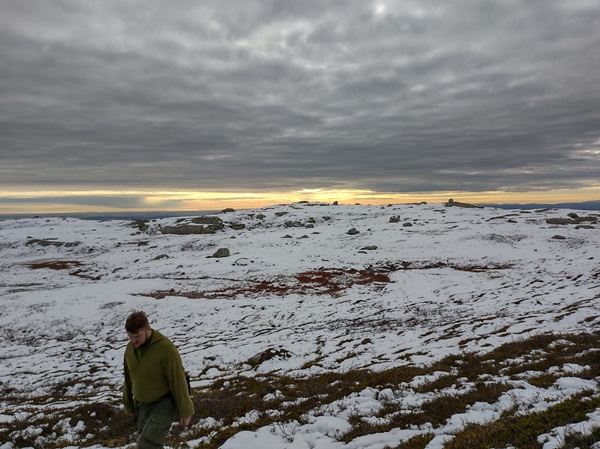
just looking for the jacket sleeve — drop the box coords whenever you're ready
[165,344,194,419]
[123,354,135,415]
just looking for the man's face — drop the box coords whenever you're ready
[127,326,151,349]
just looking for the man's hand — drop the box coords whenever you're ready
[180,415,192,426]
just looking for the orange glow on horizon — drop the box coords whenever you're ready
[0,187,599,215]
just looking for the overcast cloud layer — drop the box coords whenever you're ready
[1,0,600,199]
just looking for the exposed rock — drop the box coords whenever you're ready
[221,208,235,213]
[229,223,246,231]
[275,211,289,217]
[153,254,169,260]
[361,245,378,251]
[282,234,293,239]
[403,222,413,227]
[546,218,578,225]
[246,347,292,368]
[347,228,359,235]
[191,216,224,227]
[210,248,230,258]
[256,214,266,220]
[284,220,307,228]
[576,225,595,229]
[128,220,149,232]
[546,215,598,225]
[389,216,400,223]
[445,199,483,209]
[161,225,214,235]
[26,238,80,247]
[567,212,579,219]
[552,235,567,240]
[161,217,224,235]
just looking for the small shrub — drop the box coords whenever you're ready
[527,372,560,388]
[559,425,600,448]
[447,391,600,449]
[384,432,435,449]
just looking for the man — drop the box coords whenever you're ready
[123,311,194,449]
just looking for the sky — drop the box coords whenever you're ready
[1,0,600,213]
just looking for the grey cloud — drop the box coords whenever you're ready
[0,195,149,209]
[1,0,599,197]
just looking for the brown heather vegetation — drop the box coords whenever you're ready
[142,261,511,300]
[2,331,600,448]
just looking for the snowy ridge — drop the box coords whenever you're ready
[0,202,599,448]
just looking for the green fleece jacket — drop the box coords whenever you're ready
[123,330,194,419]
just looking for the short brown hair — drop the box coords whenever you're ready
[125,311,149,333]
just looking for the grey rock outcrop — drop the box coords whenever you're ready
[160,216,224,235]
[546,215,598,225]
[26,238,81,247]
[445,199,483,209]
[191,216,224,227]
[128,220,149,232]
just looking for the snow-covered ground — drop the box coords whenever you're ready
[0,202,599,448]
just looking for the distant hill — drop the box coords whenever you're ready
[481,200,600,211]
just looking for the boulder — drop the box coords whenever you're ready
[210,248,230,258]
[546,218,578,225]
[246,348,291,368]
[284,220,306,228]
[128,220,149,232]
[161,225,213,235]
[26,238,80,247]
[546,216,598,225]
[191,216,224,227]
[445,199,483,209]
[161,217,224,235]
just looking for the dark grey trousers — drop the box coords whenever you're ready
[136,395,177,449]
